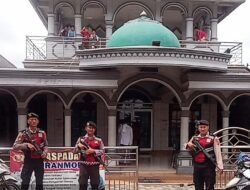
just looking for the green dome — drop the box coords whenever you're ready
[108,14,180,48]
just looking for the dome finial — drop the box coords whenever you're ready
[140,11,147,17]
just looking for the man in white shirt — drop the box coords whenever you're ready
[118,120,133,146]
[118,118,133,165]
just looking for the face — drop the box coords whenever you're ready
[27,117,39,128]
[85,126,96,136]
[198,124,209,136]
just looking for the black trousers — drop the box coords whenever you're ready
[79,164,100,190]
[193,162,216,190]
[21,158,44,190]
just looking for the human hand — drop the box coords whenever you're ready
[187,142,196,150]
[27,143,37,151]
[86,148,95,155]
[41,153,47,159]
[217,168,223,175]
[78,143,87,150]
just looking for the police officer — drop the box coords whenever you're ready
[186,120,223,190]
[73,121,104,190]
[13,112,48,190]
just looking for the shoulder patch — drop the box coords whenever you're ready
[95,137,102,141]
[214,137,220,145]
[38,130,45,133]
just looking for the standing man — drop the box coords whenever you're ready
[13,112,48,190]
[73,121,104,190]
[186,120,223,190]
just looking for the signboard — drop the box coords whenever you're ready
[10,148,105,190]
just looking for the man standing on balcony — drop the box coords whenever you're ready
[13,112,48,190]
[185,120,223,190]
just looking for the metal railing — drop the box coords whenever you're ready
[0,146,139,190]
[26,36,243,65]
[213,127,250,189]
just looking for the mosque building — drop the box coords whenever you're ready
[0,0,248,171]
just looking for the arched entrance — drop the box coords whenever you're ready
[189,94,223,136]
[70,93,108,146]
[0,91,17,147]
[116,79,182,150]
[28,93,65,146]
[117,89,152,150]
[229,95,250,129]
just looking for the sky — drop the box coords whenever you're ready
[0,0,249,68]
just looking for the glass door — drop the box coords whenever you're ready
[117,110,152,150]
[134,111,152,150]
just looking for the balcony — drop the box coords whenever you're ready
[24,36,242,69]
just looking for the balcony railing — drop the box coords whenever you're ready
[25,36,243,65]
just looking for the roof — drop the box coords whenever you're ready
[107,13,180,48]
[0,55,16,68]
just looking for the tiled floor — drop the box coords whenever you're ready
[139,150,175,171]
[106,183,194,190]
[139,184,194,190]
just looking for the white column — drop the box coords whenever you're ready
[222,110,230,144]
[180,110,190,150]
[105,21,113,40]
[74,14,82,37]
[17,107,27,131]
[64,109,72,147]
[185,17,193,41]
[108,109,116,146]
[48,14,55,36]
[211,18,218,41]
[155,0,162,23]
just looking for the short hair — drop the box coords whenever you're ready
[27,112,39,120]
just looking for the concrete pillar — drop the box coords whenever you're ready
[105,21,113,40]
[176,108,193,174]
[221,110,230,158]
[48,14,55,36]
[180,110,190,150]
[108,109,116,146]
[155,0,162,23]
[222,110,230,144]
[17,107,27,131]
[211,18,218,41]
[64,109,72,147]
[185,17,194,41]
[74,14,82,37]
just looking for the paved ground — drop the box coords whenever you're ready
[106,183,194,190]
[139,183,194,190]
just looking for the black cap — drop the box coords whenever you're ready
[86,121,97,129]
[27,112,39,120]
[197,120,209,126]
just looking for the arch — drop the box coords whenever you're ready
[54,2,75,14]
[0,88,18,105]
[81,0,106,14]
[227,92,250,110]
[23,90,67,108]
[161,2,188,17]
[68,90,110,109]
[186,92,227,110]
[112,2,154,22]
[192,6,213,17]
[111,73,184,107]
[119,85,153,103]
